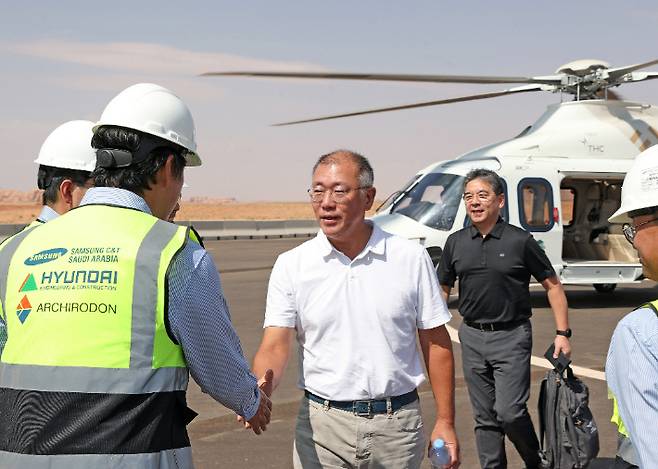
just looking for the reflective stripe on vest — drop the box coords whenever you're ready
[0,221,42,324]
[0,226,37,323]
[0,447,194,469]
[0,205,192,460]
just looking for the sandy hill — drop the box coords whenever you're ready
[0,189,316,223]
[0,189,42,204]
[0,190,382,224]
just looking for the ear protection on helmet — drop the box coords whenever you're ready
[96,149,134,168]
[94,129,186,170]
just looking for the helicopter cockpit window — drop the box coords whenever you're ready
[391,173,464,231]
[377,174,422,213]
[518,178,554,232]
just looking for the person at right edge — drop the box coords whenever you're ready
[437,168,571,469]
[0,83,271,468]
[606,145,658,469]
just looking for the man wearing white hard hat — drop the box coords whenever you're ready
[0,120,96,384]
[0,83,271,469]
[33,119,96,224]
[606,145,658,468]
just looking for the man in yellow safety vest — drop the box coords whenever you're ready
[0,83,272,468]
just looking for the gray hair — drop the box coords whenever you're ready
[464,168,504,195]
[313,149,374,188]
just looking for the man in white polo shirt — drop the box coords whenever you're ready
[250,150,459,468]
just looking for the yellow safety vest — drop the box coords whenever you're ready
[610,392,629,437]
[0,204,191,468]
[188,225,204,247]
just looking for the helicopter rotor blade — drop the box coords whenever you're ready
[272,85,544,126]
[607,59,658,81]
[202,70,562,86]
[625,71,658,83]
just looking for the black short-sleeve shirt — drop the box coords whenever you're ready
[437,218,555,323]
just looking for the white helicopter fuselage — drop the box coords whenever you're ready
[372,99,658,290]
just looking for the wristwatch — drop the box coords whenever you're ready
[556,328,572,338]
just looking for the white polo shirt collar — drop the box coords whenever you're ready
[316,221,387,261]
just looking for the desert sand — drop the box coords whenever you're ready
[0,189,385,223]
[0,200,383,224]
[0,202,317,224]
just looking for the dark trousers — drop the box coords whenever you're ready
[459,320,541,469]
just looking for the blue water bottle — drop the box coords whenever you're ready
[429,438,450,468]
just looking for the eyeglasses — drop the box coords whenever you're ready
[622,217,658,244]
[307,186,370,203]
[463,190,495,203]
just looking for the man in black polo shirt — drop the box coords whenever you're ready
[438,168,571,469]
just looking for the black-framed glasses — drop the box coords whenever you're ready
[622,217,658,244]
[307,186,370,203]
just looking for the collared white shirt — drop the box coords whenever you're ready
[36,205,60,223]
[265,223,451,400]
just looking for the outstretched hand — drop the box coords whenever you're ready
[246,389,272,434]
[237,369,275,433]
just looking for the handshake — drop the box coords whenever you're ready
[237,369,274,435]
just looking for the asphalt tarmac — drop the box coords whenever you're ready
[186,237,656,468]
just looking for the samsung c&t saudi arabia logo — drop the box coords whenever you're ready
[24,248,68,266]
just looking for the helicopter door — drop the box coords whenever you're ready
[558,176,642,287]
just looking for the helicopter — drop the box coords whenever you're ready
[204,59,658,293]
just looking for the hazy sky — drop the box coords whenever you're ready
[2,1,658,201]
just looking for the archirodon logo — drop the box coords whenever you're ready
[16,295,32,324]
[24,248,67,266]
[19,273,38,292]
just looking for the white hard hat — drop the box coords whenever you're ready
[94,83,202,167]
[35,120,96,172]
[609,145,658,223]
